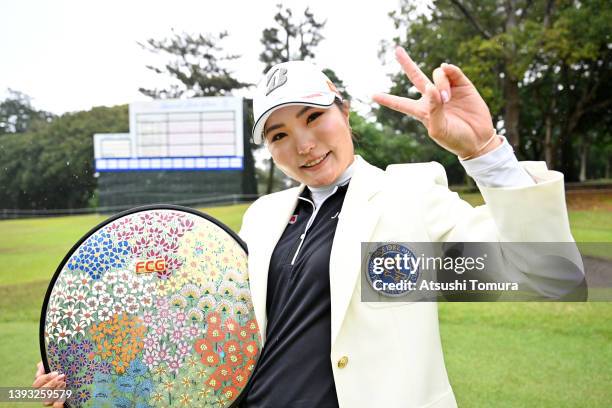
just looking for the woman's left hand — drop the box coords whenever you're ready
[373,46,500,159]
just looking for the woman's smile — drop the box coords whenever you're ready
[301,152,330,170]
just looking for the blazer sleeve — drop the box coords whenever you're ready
[386,161,584,298]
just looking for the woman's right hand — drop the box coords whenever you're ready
[33,361,66,407]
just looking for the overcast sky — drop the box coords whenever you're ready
[0,0,411,116]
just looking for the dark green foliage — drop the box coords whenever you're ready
[378,0,611,181]
[0,105,128,209]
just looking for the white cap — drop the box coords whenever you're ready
[252,61,342,144]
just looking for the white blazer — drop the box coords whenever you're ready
[238,156,573,408]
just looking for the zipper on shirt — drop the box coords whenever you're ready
[290,186,339,265]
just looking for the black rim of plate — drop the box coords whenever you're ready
[39,204,249,407]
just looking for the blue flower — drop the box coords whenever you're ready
[67,230,130,279]
[116,374,135,393]
[114,396,132,408]
[127,358,147,377]
[136,379,153,397]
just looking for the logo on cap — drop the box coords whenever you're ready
[266,67,288,96]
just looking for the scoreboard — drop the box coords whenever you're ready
[94,97,244,172]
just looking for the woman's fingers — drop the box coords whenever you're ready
[372,92,423,121]
[440,63,473,88]
[432,67,451,103]
[36,361,45,377]
[395,46,432,94]
[425,83,447,139]
[33,371,64,388]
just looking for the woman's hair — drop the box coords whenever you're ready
[332,97,358,143]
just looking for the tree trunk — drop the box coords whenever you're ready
[544,113,554,169]
[579,141,589,182]
[503,76,521,151]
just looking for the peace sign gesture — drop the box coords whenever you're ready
[373,47,501,160]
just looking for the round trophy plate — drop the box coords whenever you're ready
[40,205,260,407]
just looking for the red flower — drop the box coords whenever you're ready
[206,312,221,326]
[242,341,258,357]
[194,339,213,354]
[245,319,259,334]
[223,340,240,355]
[222,386,239,401]
[224,317,239,334]
[213,364,232,381]
[237,327,249,341]
[245,359,256,372]
[205,374,222,390]
[232,368,248,388]
[207,326,224,342]
[226,352,243,367]
[201,351,220,367]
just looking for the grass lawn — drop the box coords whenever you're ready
[0,196,610,407]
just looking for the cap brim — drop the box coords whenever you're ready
[252,93,337,144]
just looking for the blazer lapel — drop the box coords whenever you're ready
[249,185,304,344]
[329,156,384,347]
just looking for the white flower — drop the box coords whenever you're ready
[79,310,95,326]
[73,288,87,306]
[105,272,118,285]
[123,294,137,306]
[126,303,139,314]
[113,284,127,298]
[55,324,73,343]
[141,296,153,308]
[128,279,142,293]
[112,303,123,314]
[72,321,86,336]
[85,297,99,309]
[99,294,113,307]
[63,304,78,323]
[119,271,131,283]
[92,281,106,295]
[98,307,112,321]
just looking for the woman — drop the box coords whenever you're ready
[34,47,572,407]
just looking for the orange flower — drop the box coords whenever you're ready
[237,327,249,341]
[223,340,240,355]
[224,318,239,334]
[206,312,221,326]
[226,352,243,367]
[232,368,248,388]
[245,319,259,334]
[194,339,213,354]
[207,326,224,342]
[213,364,232,381]
[222,386,238,401]
[201,351,220,367]
[245,359,256,372]
[242,341,258,357]
[205,374,222,390]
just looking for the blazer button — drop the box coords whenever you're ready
[337,356,349,369]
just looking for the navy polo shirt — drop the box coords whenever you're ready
[240,183,349,408]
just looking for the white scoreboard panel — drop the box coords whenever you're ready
[94,97,244,172]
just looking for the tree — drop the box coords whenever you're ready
[259,4,327,193]
[138,30,250,99]
[380,0,611,180]
[0,89,54,135]
[0,105,128,209]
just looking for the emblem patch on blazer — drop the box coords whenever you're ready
[289,214,298,224]
[366,244,420,297]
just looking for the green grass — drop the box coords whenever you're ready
[0,200,610,406]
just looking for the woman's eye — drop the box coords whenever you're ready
[307,112,323,124]
[271,133,287,142]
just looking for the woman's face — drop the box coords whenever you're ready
[263,102,354,187]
